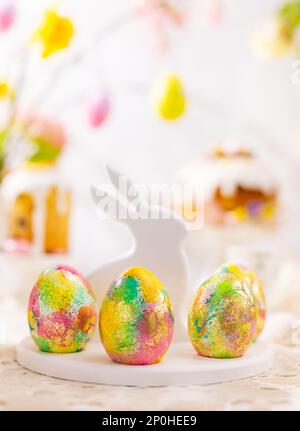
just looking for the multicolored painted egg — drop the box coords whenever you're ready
[99,267,174,365]
[188,271,258,358]
[217,263,266,338]
[152,74,186,120]
[28,265,97,353]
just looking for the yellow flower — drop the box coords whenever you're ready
[252,17,293,59]
[0,81,14,100]
[34,9,74,58]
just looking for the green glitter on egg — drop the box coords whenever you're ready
[70,285,94,312]
[73,330,88,351]
[115,276,139,303]
[34,336,51,352]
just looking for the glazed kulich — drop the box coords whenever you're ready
[1,161,72,254]
[176,147,279,227]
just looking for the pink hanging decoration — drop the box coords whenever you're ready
[88,93,110,128]
[0,1,15,32]
[150,10,168,55]
[206,0,223,26]
[135,1,186,55]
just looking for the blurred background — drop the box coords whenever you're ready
[1,0,300,343]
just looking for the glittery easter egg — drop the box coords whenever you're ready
[28,265,97,353]
[188,272,258,358]
[217,263,266,339]
[99,267,174,365]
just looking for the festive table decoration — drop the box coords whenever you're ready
[217,263,266,339]
[99,266,174,365]
[17,165,273,385]
[28,265,97,353]
[188,269,259,358]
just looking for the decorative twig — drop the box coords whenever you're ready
[31,8,140,109]
[3,45,31,171]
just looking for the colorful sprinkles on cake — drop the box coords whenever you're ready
[188,271,258,358]
[28,264,97,353]
[99,267,174,365]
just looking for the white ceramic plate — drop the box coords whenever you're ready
[17,337,273,386]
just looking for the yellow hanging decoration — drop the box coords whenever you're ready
[33,9,74,58]
[152,74,186,120]
[0,80,14,100]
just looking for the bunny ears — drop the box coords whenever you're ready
[91,165,149,221]
[91,165,188,225]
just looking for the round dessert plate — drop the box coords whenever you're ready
[17,337,273,386]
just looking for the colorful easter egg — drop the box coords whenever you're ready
[217,263,266,338]
[0,2,15,32]
[87,93,110,128]
[152,74,186,120]
[28,265,97,353]
[188,271,258,358]
[99,267,174,365]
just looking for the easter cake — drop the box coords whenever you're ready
[176,145,279,227]
[1,114,72,254]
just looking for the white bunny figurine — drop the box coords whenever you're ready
[88,166,189,342]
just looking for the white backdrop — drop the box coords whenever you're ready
[1,0,299,272]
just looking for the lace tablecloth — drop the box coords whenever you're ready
[1,308,300,411]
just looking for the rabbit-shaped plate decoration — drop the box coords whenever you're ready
[16,166,273,386]
[89,166,189,342]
